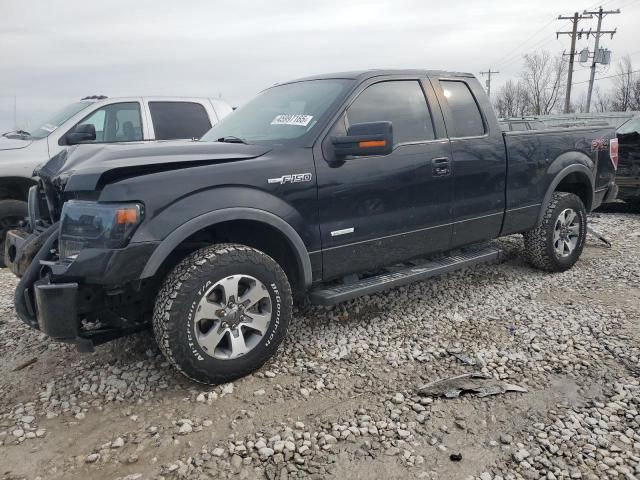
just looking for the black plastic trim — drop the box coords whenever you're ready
[537,164,595,225]
[140,207,313,287]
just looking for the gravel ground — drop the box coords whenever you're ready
[0,208,639,480]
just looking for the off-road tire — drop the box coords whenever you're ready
[0,199,28,267]
[523,192,587,272]
[153,243,293,385]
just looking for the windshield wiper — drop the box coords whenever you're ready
[216,136,248,145]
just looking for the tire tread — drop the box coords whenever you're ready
[523,192,586,272]
[152,243,292,385]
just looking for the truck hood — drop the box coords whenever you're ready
[38,140,272,192]
[0,135,33,151]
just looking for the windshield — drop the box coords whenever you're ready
[28,101,93,139]
[617,117,640,135]
[201,79,353,144]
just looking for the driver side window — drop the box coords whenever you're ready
[80,109,106,142]
[70,102,143,143]
[345,80,435,145]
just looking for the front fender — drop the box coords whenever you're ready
[138,205,313,288]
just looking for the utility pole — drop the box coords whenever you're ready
[480,68,499,98]
[583,6,620,112]
[557,12,592,113]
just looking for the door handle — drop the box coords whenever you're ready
[431,157,450,177]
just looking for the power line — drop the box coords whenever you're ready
[493,16,559,67]
[498,22,571,69]
[497,34,565,71]
[615,0,639,10]
[572,69,640,84]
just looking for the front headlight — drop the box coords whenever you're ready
[59,200,144,259]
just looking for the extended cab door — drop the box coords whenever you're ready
[315,77,454,280]
[430,76,506,247]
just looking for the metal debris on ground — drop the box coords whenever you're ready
[587,226,612,248]
[13,357,38,371]
[447,350,477,366]
[417,373,528,398]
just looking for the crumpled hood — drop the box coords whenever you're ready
[38,140,272,191]
[0,135,33,151]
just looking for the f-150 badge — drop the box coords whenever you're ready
[268,173,313,185]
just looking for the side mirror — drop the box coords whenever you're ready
[66,124,96,145]
[332,121,393,158]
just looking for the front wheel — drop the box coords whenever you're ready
[153,244,292,385]
[523,192,587,272]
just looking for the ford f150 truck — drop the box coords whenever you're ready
[6,70,618,385]
[0,95,232,266]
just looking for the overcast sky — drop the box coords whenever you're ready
[1,0,638,131]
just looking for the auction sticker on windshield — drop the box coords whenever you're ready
[271,114,313,126]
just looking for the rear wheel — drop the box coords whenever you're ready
[0,199,28,267]
[523,192,587,272]
[153,243,292,385]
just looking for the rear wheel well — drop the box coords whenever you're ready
[155,220,304,297]
[0,177,36,201]
[555,172,592,211]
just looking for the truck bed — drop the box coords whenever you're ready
[501,125,617,235]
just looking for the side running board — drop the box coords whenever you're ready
[309,246,502,306]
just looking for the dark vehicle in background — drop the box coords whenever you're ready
[6,69,618,384]
[499,118,546,131]
[615,116,640,206]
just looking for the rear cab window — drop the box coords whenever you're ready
[149,101,212,140]
[439,80,486,137]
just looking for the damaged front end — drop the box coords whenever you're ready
[6,148,73,278]
[9,150,154,352]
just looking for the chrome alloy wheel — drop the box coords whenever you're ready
[553,208,580,258]
[193,275,272,360]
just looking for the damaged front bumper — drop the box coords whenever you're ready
[12,225,159,352]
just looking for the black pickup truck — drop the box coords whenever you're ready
[6,70,618,384]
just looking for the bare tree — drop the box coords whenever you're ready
[611,56,635,111]
[521,50,567,115]
[571,91,588,113]
[494,80,531,117]
[592,86,612,113]
[632,76,640,111]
